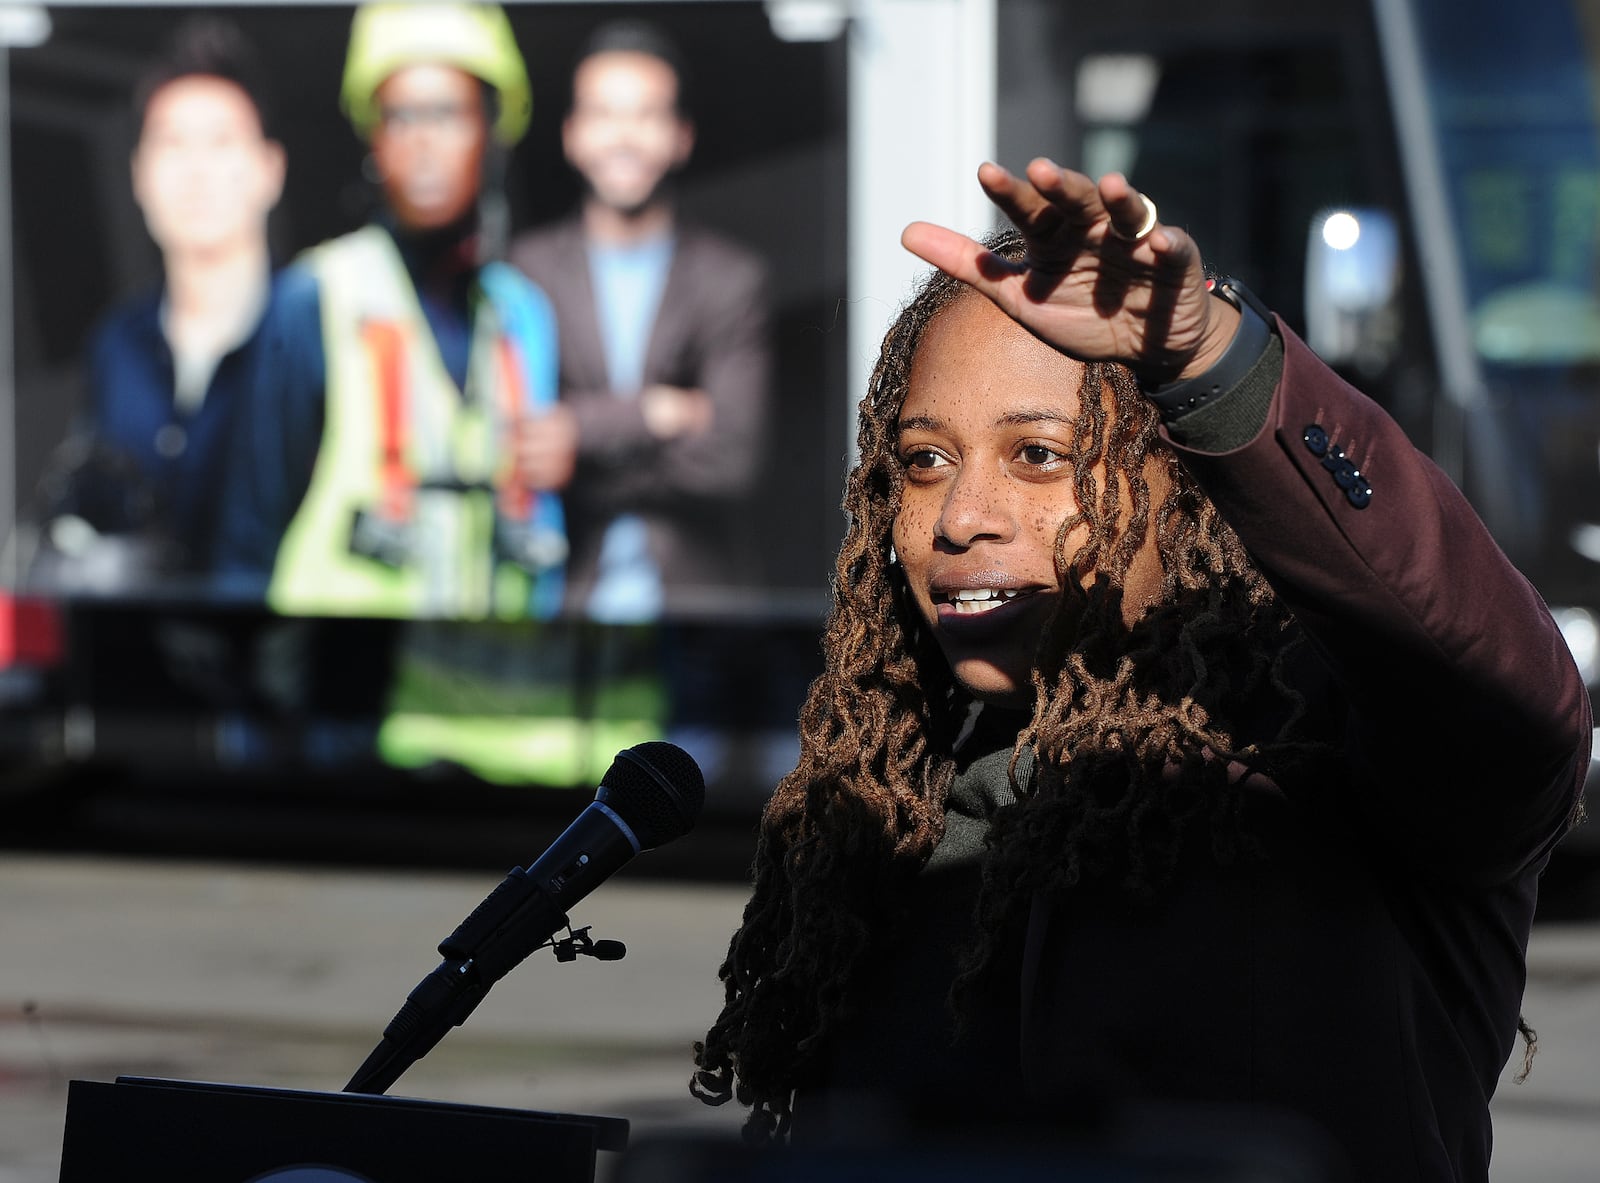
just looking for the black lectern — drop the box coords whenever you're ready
[59,1076,629,1183]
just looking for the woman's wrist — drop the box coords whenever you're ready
[1137,278,1276,422]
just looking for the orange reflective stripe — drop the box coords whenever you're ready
[363,319,413,519]
[495,333,530,519]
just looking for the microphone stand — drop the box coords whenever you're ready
[343,754,689,1097]
[344,866,568,1096]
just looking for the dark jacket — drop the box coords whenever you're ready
[509,218,772,618]
[67,271,316,580]
[803,323,1591,1182]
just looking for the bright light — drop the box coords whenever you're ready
[1321,211,1362,252]
[0,4,49,48]
[765,0,848,42]
[1076,55,1161,124]
[1554,606,1600,686]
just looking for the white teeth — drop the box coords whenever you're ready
[946,588,1023,613]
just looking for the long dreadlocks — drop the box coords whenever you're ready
[691,230,1324,1139]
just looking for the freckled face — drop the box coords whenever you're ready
[891,295,1092,708]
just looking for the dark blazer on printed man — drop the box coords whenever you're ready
[510,217,772,618]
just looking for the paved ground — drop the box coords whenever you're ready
[0,853,751,1182]
[3,852,1599,1181]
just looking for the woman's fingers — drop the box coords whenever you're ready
[901,220,1040,328]
[975,161,1064,236]
[1094,171,1155,239]
[904,162,1214,370]
[900,221,1015,289]
[981,159,1121,245]
[1021,159,1105,225]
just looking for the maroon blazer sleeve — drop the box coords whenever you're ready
[1165,320,1590,884]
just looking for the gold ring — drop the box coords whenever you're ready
[1108,193,1159,242]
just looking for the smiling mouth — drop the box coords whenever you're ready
[936,588,1033,615]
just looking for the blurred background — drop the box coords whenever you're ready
[3,0,1600,1179]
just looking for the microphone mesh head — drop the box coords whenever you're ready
[597,741,706,850]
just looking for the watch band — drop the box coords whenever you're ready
[1140,276,1276,421]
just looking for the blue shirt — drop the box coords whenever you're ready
[585,234,674,623]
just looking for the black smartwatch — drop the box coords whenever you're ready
[1139,276,1276,421]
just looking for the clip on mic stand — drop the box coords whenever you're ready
[345,864,624,1096]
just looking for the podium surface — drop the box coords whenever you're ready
[60,1076,629,1183]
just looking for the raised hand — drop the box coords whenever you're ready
[901,159,1240,386]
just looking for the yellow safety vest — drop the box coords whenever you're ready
[269,225,562,620]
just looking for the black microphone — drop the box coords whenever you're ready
[344,741,705,1096]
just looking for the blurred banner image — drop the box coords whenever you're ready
[2,2,844,795]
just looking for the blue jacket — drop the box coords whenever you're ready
[212,221,563,615]
[72,268,321,577]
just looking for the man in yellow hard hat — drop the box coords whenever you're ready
[218,2,572,622]
[214,4,654,788]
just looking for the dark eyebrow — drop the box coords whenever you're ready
[896,407,1074,434]
[896,413,943,434]
[998,408,1075,428]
